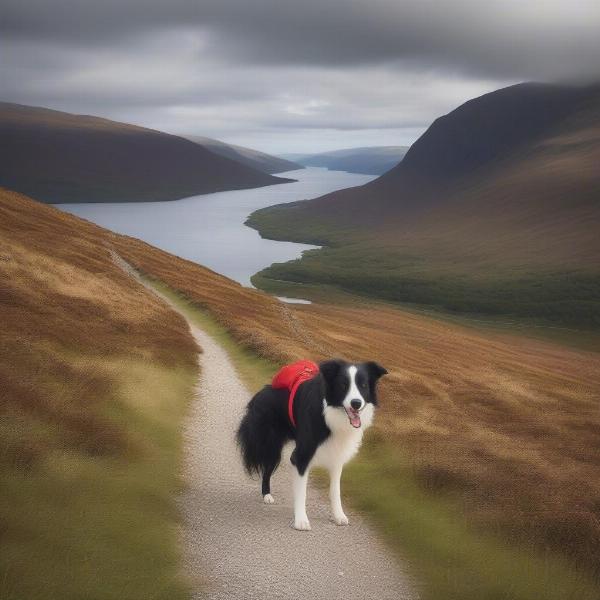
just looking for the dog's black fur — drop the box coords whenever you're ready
[236,359,387,498]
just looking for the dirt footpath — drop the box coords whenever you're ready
[149,281,416,599]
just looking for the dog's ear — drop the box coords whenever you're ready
[319,359,343,383]
[366,361,388,381]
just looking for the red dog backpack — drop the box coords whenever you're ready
[271,360,319,427]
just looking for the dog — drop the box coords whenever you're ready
[236,358,387,530]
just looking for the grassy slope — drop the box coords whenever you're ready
[108,227,600,594]
[144,279,600,600]
[0,189,199,599]
[247,84,600,328]
[4,187,600,598]
[250,271,600,354]
[0,102,289,203]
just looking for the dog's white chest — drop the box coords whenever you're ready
[311,402,374,470]
[312,428,363,470]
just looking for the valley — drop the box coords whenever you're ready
[3,185,599,599]
[59,167,373,288]
[283,145,409,175]
[4,3,600,600]
[249,83,600,330]
[3,78,600,600]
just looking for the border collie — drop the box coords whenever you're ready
[236,358,387,530]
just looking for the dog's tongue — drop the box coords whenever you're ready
[345,407,361,428]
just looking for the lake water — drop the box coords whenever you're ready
[58,168,374,288]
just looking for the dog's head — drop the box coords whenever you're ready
[319,358,388,429]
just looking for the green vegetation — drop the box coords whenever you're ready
[251,272,368,306]
[0,358,196,600]
[248,208,600,330]
[150,280,600,600]
[253,271,600,353]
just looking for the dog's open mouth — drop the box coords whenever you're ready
[344,406,361,428]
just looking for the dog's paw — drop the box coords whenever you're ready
[263,494,275,504]
[293,516,312,531]
[334,513,349,526]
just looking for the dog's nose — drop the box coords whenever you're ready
[350,399,363,410]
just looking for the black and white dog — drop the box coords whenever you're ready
[236,359,387,530]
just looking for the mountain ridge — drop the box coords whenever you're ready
[284,145,409,175]
[185,135,302,174]
[248,82,600,326]
[0,102,292,203]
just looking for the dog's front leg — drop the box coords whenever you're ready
[329,463,349,525]
[292,466,311,530]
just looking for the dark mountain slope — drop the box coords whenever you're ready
[388,83,587,181]
[292,83,597,221]
[248,83,600,326]
[186,135,302,174]
[0,103,291,203]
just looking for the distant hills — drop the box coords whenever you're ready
[281,146,409,175]
[0,103,292,203]
[249,82,600,327]
[186,135,302,174]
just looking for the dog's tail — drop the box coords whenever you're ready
[235,386,284,477]
[235,405,264,476]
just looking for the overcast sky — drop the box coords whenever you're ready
[2,1,599,153]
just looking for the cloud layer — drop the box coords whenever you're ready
[2,1,599,152]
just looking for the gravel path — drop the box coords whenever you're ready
[149,284,416,600]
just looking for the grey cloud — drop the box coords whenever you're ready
[2,1,599,153]
[3,1,600,80]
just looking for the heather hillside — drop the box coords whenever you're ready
[0,103,291,203]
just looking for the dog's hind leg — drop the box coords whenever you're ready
[262,463,276,504]
[260,432,284,504]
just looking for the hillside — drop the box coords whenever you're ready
[248,83,600,327]
[291,146,409,175]
[186,135,302,174]
[2,186,600,598]
[0,103,292,203]
[0,188,199,599]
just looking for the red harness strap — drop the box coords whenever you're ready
[271,360,320,427]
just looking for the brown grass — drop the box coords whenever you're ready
[3,186,600,586]
[110,219,600,575]
[0,191,198,459]
[1,187,199,599]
